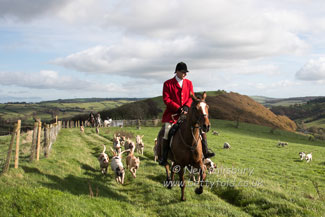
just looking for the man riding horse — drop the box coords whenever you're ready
[88,112,95,127]
[159,62,215,166]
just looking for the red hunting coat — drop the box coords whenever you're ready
[162,77,194,123]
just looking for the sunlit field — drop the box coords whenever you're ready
[1,119,324,217]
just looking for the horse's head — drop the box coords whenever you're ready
[190,92,210,133]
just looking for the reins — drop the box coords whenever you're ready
[191,124,201,150]
[178,119,202,152]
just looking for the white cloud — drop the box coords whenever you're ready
[46,0,311,81]
[2,0,325,100]
[0,70,123,92]
[51,37,196,80]
[249,80,299,90]
[296,57,325,80]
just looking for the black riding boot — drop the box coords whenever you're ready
[159,139,169,166]
[201,133,215,158]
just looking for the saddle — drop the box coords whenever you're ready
[167,116,186,147]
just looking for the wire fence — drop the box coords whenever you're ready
[0,119,62,175]
[61,119,161,128]
[1,117,161,175]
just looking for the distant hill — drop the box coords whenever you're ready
[207,92,297,132]
[1,92,301,134]
[270,97,325,130]
[93,91,296,132]
[249,96,277,104]
[251,96,323,107]
[0,98,138,135]
[40,97,144,104]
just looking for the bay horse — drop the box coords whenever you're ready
[157,92,210,201]
[88,112,95,127]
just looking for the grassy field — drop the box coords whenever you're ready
[0,99,133,135]
[0,119,325,216]
[250,96,321,108]
[303,118,325,129]
[0,100,133,121]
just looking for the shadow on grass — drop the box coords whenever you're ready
[77,161,115,182]
[147,174,166,184]
[80,162,97,173]
[21,165,129,201]
[211,185,305,217]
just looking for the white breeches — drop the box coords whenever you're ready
[163,123,173,140]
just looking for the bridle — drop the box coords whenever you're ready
[178,100,209,151]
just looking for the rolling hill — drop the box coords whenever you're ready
[97,91,297,132]
[270,97,325,136]
[0,98,138,135]
[0,91,300,134]
[250,96,322,107]
[206,92,297,132]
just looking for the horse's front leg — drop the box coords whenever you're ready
[164,163,173,189]
[179,167,186,201]
[195,163,206,195]
[167,163,176,189]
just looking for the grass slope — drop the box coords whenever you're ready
[1,120,325,217]
[0,100,133,135]
[0,100,131,121]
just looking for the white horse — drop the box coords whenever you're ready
[103,118,112,127]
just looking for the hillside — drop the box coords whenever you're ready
[0,91,299,134]
[207,92,297,132]
[98,91,296,132]
[251,96,322,107]
[1,120,324,216]
[270,97,325,135]
[0,98,136,135]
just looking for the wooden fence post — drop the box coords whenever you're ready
[29,122,38,162]
[55,123,58,137]
[44,124,50,158]
[49,124,54,150]
[14,120,21,168]
[36,121,42,161]
[58,121,62,131]
[137,119,141,130]
[2,123,18,174]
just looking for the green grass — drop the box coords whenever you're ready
[0,100,133,121]
[304,118,325,128]
[1,119,325,216]
[0,100,134,136]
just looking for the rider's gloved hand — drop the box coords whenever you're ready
[182,105,189,113]
[177,105,189,115]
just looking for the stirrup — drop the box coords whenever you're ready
[204,151,215,158]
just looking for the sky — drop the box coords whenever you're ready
[1,0,325,102]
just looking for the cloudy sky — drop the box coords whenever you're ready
[1,0,325,102]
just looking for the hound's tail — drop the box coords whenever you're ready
[119,149,131,158]
[102,144,106,153]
